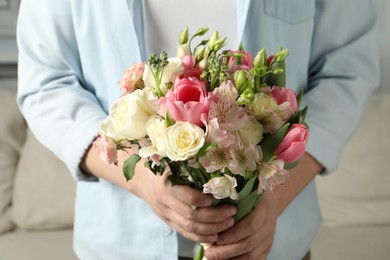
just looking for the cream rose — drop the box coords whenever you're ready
[139,116,167,158]
[164,121,205,161]
[238,118,264,147]
[143,57,184,95]
[100,89,155,141]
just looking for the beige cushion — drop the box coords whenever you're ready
[316,94,390,226]
[11,130,76,230]
[0,89,26,234]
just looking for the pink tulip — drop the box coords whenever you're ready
[158,77,209,127]
[275,124,308,163]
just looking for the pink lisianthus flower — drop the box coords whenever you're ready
[275,124,308,163]
[227,50,254,74]
[118,62,144,95]
[258,160,289,192]
[158,77,209,127]
[93,134,118,165]
[270,86,298,119]
[179,55,202,79]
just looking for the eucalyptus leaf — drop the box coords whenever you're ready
[123,154,141,181]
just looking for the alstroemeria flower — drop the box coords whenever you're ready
[229,143,263,176]
[158,77,209,127]
[258,160,289,192]
[203,174,238,200]
[208,81,250,131]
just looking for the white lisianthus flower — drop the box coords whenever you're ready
[176,44,190,57]
[203,174,238,200]
[247,92,278,121]
[139,116,167,158]
[100,89,155,141]
[164,121,205,161]
[143,57,184,95]
[238,118,264,147]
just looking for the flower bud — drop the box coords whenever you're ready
[195,46,206,63]
[195,27,209,37]
[212,37,227,52]
[179,27,189,44]
[233,70,247,91]
[207,31,220,50]
[254,49,266,67]
[274,49,289,62]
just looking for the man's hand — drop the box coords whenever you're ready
[81,145,237,244]
[204,153,323,260]
[203,192,278,260]
[140,171,237,243]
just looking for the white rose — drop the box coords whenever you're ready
[238,118,264,147]
[143,57,184,95]
[203,174,238,200]
[139,116,167,158]
[100,89,155,141]
[165,121,205,161]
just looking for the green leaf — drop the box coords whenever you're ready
[197,143,216,157]
[168,175,190,186]
[165,111,175,127]
[297,88,304,107]
[238,178,256,201]
[301,106,308,122]
[284,161,299,169]
[234,190,262,222]
[122,154,141,181]
[261,123,290,162]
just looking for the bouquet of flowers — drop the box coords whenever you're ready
[94,27,308,259]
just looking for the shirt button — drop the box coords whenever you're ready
[163,227,173,235]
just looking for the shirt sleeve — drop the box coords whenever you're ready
[302,0,380,174]
[17,1,105,181]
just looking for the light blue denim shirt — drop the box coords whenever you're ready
[17,0,379,259]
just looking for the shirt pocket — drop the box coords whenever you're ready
[264,0,315,24]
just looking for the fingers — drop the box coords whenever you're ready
[168,184,213,207]
[204,232,274,260]
[217,204,275,246]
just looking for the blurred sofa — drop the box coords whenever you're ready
[1,1,390,260]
